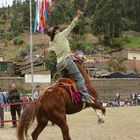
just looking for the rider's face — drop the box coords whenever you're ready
[55,28,61,34]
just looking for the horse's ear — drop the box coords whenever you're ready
[74,56,86,64]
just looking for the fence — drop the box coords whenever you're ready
[0,102,30,123]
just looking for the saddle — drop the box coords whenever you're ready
[56,78,82,103]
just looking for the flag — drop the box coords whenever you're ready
[34,0,55,34]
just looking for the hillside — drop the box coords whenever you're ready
[1,0,140,62]
[0,32,49,61]
[1,31,140,62]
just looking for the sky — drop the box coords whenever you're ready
[0,0,26,8]
[0,0,13,7]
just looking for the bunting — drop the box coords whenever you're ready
[34,0,55,34]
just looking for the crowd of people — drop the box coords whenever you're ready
[0,84,43,128]
[1,83,140,128]
[104,92,140,107]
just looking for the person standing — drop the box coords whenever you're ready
[131,93,137,106]
[0,87,6,128]
[115,93,120,106]
[8,83,21,128]
[3,90,8,111]
[137,93,140,106]
[20,95,29,110]
[32,85,42,100]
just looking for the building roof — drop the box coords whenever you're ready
[127,47,140,52]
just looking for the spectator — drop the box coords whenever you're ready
[8,83,21,128]
[137,93,140,106]
[0,87,6,128]
[131,93,137,106]
[28,95,32,102]
[123,98,131,106]
[3,90,9,111]
[20,95,29,110]
[32,85,42,100]
[115,93,120,106]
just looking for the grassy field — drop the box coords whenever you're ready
[116,36,140,48]
[0,106,140,140]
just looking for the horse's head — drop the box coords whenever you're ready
[73,50,87,64]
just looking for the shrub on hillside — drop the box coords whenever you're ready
[19,49,28,59]
[70,35,93,54]
[13,37,24,46]
[4,32,13,40]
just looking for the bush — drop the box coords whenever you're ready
[0,30,12,41]
[4,32,13,40]
[19,49,28,59]
[13,37,24,46]
[70,35,93,54]
[121,18,136,31]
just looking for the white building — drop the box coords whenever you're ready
[127,48,140,60]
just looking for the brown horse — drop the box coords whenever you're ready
[17,58,106,140]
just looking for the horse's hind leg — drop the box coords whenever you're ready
[51,112,71,140]
[31,120,48,140]
[59,121,71,140]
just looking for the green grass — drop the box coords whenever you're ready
[115,36,140,48]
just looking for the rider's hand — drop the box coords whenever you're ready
[76,10,83,19]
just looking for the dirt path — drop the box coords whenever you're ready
[0,106,140,140]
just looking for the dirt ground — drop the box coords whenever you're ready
[0,106,140,140]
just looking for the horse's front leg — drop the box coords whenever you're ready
[95,109,105,124]
[90,99,106,124]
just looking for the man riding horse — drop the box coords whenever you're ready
[47,10,93,104]
[17,9,106,140]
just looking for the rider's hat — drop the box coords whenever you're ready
[47,26,60,40]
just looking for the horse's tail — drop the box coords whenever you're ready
[17,100,41,140]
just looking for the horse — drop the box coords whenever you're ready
[17,56,106,140]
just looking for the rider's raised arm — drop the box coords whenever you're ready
[60,10,83,37]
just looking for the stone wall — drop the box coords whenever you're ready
[90,78,140,101]
[0,77,140,101]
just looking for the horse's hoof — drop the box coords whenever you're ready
[97,118,104,124]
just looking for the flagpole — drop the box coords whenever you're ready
[29,0,34,94]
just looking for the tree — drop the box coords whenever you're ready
[85,0,100,17]
[121,0,140,31]
[10,0,23,36]
[70,34,93,54]
[21,0,36,30]
[92,0,122,47]
[48,0,74,26]
[44,51,57,81]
